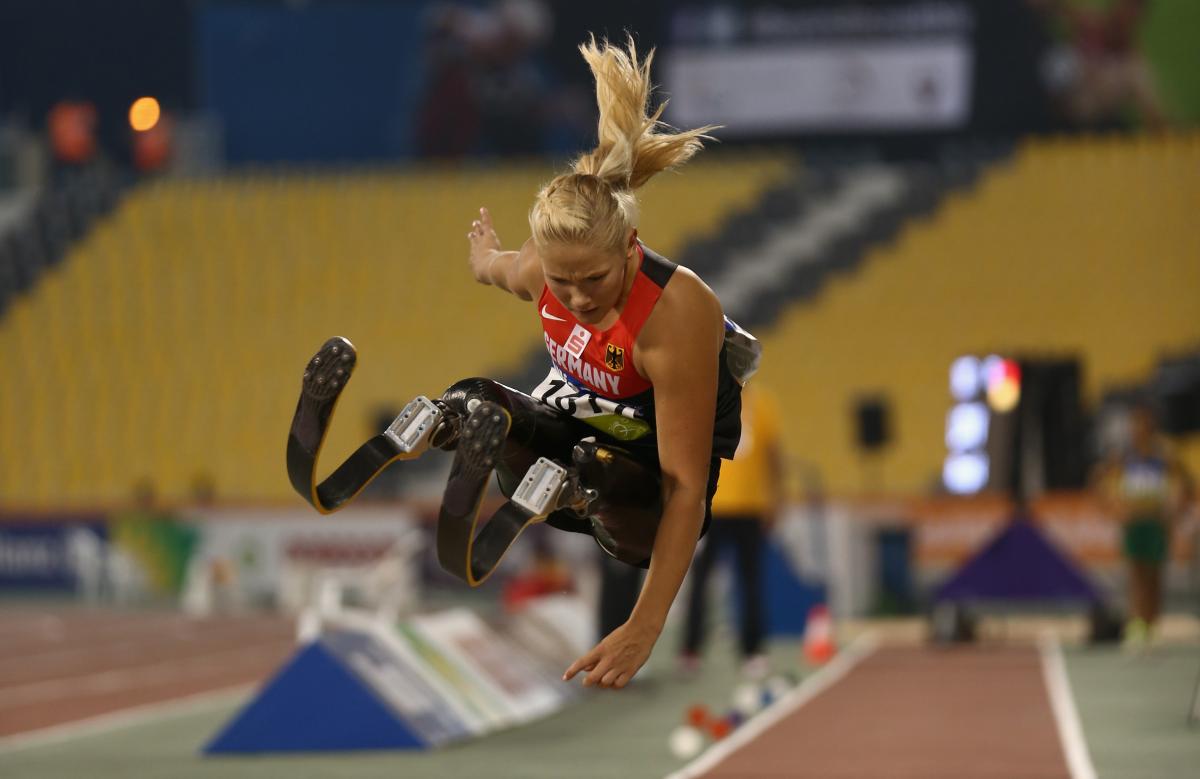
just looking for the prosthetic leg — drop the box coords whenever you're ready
[285,337,666,587]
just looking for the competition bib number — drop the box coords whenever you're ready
[531,369,652,442]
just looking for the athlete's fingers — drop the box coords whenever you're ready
[563,647,601,681]
[599,668,621,688]
[579,662,600,684]
[583,656,613,688]
[479,206,492,225]
[613,671,631,689]
[564,648,597,681]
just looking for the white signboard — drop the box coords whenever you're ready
[664,40,972,133]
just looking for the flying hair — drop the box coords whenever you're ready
[530,35,719,253]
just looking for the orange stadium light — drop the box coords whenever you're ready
[129,96,161,132]
[985,357,1021,414]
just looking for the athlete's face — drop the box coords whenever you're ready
[540,236,636,325]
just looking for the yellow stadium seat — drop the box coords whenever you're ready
[754,133,1200,494]
[0,153,793,507]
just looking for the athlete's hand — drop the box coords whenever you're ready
[563,619,659,690]
[467,206,503,282]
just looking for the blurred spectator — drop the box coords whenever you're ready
[190,471,217,507]
[1093,404,1194,649]
[415,0,553,157]
[47,99,98,167]
[680,385,784,678]
[1033,0,1167,130]
[131,476,159,512]
[132,114,173,174]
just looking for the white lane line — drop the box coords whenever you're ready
[1,617,291,662]
[0,641,287,709]
[0,684,253,754]
[664,631,880,779]
[1037,633,1098,779]
[2,621,292,671]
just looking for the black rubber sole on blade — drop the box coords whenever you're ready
[302,337,356,402]
[440,401,511,518]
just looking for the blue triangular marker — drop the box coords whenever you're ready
[204,640,427,753]
[936,517,1101,604]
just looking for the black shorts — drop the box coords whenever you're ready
[446,378,723,566]
[542,436,722,563]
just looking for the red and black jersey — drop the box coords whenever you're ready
[531,243,759,460]
[536,242,669,401]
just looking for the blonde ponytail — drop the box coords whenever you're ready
[573,36,715,190]
[530,36,718,253]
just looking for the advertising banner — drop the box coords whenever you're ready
[664,3,974,134]
[0,518,107,591]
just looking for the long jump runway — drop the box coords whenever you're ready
[0,605,295,741]
[1,608,1102,779]
[670,637,1089,779]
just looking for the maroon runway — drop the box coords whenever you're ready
[682,644,1071,779]
[0,605,295,738]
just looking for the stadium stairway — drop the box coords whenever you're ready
[0,165,125,319]
[752,132,1200,494]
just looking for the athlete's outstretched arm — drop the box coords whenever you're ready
[466,207,544,301]
[563,270,725,689]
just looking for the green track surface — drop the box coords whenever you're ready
[0,628,805,779]
[1065,644,1200,779]
[5,625,1198,779]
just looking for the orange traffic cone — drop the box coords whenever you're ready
[803,603,836,666]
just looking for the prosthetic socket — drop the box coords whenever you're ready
[285,336,665,588]
[393,377,664,569]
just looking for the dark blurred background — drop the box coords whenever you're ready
[2,0,1196,173]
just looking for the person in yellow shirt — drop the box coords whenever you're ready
[679,384,783,677]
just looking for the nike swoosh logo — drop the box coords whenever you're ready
[541,305,567,322]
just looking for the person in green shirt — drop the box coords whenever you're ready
[1094,405,1193,648]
